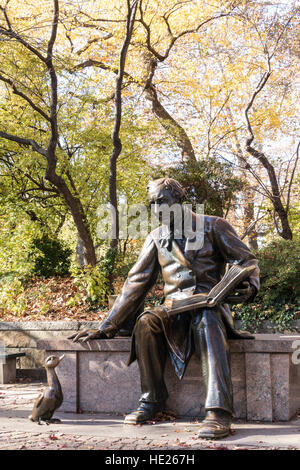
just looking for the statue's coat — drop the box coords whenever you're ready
[106,213,260,379]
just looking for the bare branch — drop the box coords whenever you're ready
[0,4,47,65]
[0,72,51,121]
[0,1,12,30]
[75,10,126,24]
[111,0,139,147]
[286,141,300,213]
[138,3,236,62]
[46,0,59,62]
[240,214,266,240]
[0,130,47,156]
[245,66,272,144]
[243,14,295,239]
[109,0,139,247]
[45,0,59,160]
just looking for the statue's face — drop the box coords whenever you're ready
[148,184,182,224]
[148,185,179,207]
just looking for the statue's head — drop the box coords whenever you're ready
[45,354,65,369]
[146,178,186,207]
[147,178,186,226]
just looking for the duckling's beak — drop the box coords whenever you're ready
[58,354,65,363]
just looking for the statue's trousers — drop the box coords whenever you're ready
[132,308,234,415]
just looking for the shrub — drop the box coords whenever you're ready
[232,239,300,331]
[71,248,117,308]
[0,275,28,316]
[28,234,72,278]
[256,239,300,305]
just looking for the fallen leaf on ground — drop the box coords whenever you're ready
[207,444,229,450]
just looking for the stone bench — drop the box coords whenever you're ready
[0,353,26,384]
[37,334,300,422]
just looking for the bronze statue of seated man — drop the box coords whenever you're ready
[69,178,259,439]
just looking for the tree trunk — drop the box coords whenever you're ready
[144,57,196,162]
[243,188,258,250]
[109,146,120,250]
[109,0,138,249]
[245,140,293,240]
[46,167,97,266]
[225,105,259,247]
[145,84,196,162]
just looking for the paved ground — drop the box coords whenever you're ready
[0,382,299,451]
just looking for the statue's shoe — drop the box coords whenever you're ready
[124,403,163,425]
[197,410,232,439]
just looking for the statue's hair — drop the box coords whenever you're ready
[147,178,186,201]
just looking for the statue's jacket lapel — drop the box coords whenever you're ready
[149,226,197,378]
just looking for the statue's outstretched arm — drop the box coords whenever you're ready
[70,235,159,342]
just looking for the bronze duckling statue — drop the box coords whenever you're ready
[29,354,64,424]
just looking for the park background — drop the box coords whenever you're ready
[0,0,299,335]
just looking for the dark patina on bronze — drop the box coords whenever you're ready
[69,178,260,438]
[29,354,64,424]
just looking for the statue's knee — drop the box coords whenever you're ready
[136,313,154,327]
[135,312,161,333]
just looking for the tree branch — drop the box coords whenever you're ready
[0,131,47,156]
[109,0,139,247]
[243,16,295,239]
[138,1,235,62]
[0,72,51,121]
[0,24,46,63]
[286,140,300,214]
[45,0,59,160]
[240,214,265,240]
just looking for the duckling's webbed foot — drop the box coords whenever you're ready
[45,418,61,424]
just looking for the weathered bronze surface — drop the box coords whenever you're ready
[29,354,64,424]
[70,178,260,435]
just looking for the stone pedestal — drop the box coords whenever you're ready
[0,358,17,384]
[0,353,26,384]
[37,334,300,421]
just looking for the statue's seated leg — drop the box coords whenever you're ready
[124,312,168,425]
[192,308,233,438]
[118,303,145,337]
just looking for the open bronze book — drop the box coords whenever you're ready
[164,264,256,316]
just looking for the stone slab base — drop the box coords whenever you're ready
[37,334,300,421]
[0,357,17,384]
[1,320,300,370]
[0,321,107,369]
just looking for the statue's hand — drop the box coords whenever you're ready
[68,329,107,343]
[225,281,256,304]
[68,329,108,343]
[68,318,119,343]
